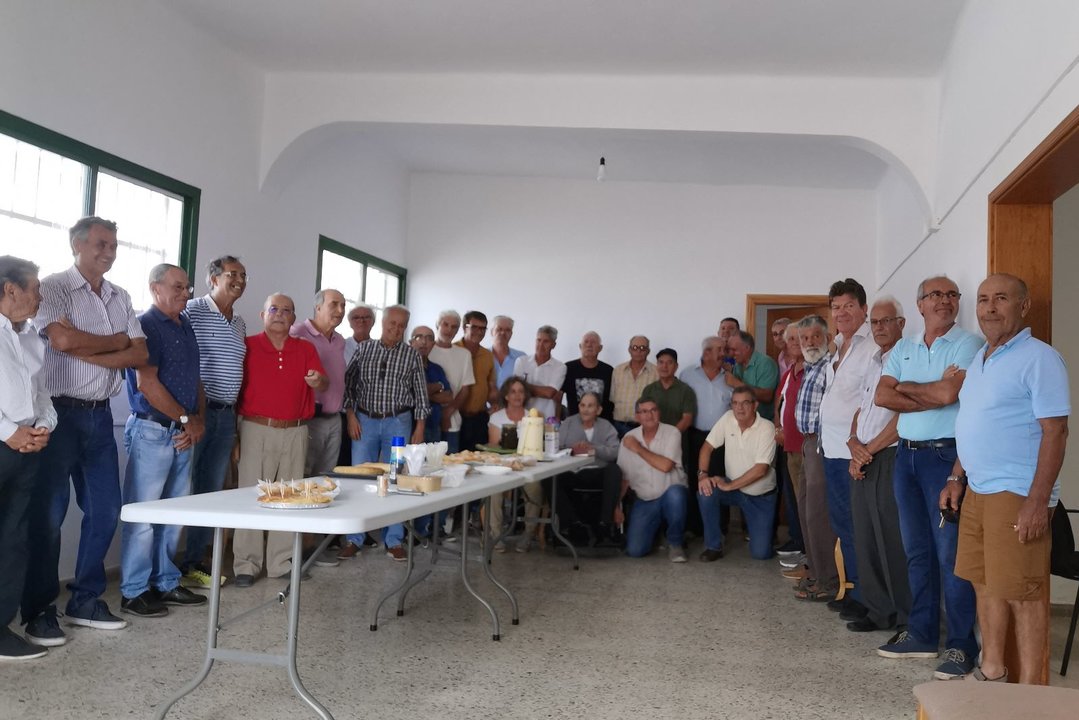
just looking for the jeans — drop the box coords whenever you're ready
[22,404,121,619]
[699,486,777,559]
[625,485,687,557]
[1,446,38,627]
[822,456,860,602]
[120,417,193,598]
[182,404,236,568]
[347,410,412,548]
[893,443,977,656]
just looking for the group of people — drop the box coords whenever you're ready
[0,216,1068,689]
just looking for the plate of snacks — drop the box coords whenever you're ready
[256,478,337,509]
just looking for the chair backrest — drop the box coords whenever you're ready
[1050,500,1078,578]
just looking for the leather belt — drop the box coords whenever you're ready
[901,438,956,450]
[358,406,411,420]
[242,415,307,429]
[52,396,110,410]
[133,412,177,429]
[207,400,235,411]
[313,404,341,419]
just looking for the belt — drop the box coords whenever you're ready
[52,396,110,410]
[242,415,307,429]
[358,406,411,420]
[207,400,235,411]
[901,438,956,450]
[133,412,178,429]
[313,404,341,419]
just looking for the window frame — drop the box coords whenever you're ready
[0,109,200,274]
[315,234,407,306]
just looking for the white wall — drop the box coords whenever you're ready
[405,173,875,366]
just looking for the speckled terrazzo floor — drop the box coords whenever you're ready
[4,537,1078,720]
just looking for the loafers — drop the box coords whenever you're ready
[698,549,724,562]
[233,574,256,588]
[120,591,169,618]
[846,617,884,633]
[157,586,207,606]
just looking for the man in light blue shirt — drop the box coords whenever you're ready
[682,336,734,536]
[874,275,982,679]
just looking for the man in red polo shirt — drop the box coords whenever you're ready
[232,293,327,587]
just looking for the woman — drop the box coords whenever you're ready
[555,392,622,547]
[485,377,536,552]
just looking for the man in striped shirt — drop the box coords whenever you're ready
[22,217,147,645]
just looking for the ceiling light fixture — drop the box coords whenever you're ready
[597,156,606,182]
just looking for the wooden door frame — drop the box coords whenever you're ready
[745,294,831,336]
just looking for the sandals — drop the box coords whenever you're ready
[794,584,835,602]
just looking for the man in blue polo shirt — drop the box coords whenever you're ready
[944,273,1069,684]
[119,264,207,618]
[874,275,983,679]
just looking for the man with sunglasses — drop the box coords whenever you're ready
[611,336,657,438]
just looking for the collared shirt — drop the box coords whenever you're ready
[855,347,897,446]
[238,333,325,421]
[616,423,687,501]
[640,378,697,428]
[290,319,346,414]
[820,323,876,459]
[424,359,450,430]
[185,295,246,404]
[795,354,830,436]
[127,306,200,418]
[705,411,777,496]
[611,360,658,422]
[956,328,1071,504]
[882,324,983,441]
[430,344,474,430]
[680,365,734,431]
[562,359,614,420]
[455,340,496,415]
[344,335,366,366]
[734,351,779,421]
[38,265,144,400]
[0,316,57,441]
[779,363,806,453]
[493,346,525,388]
[778,352,792,380]
[344,338,430,421]
[513,354,566,420]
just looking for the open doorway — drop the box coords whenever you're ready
[744,294,830,358]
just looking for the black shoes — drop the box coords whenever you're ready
[121,591,168,618]
[157,586,207,606]
[233,574,255,588]
[698,549,725,562]
[846,617,884,633]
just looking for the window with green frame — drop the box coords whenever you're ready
[0,110,200,312]
[316,235,406,340]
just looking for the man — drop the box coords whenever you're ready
[411,327,453,443]
[718,317,740,365]
[180,255,246,588]
[611,335,658,437]
[792,315,839,600]
[640,348,695,433]
[772,318,793,378]
[727,331,779,421]
[681,336,734,536]
[818,279,875,617]
[844,298,911,634]
[455,310,497,452]
[554,392,623,547]
[429,309,474,452]
[343,304,375,362]
[774,323,806,558]
[945,274,1069,684]
[23,217,147,643]
[119,264,207,617]
[343,305,429,560]
[490,314,525,391]
[233,294,327,587]
[562,331,614,420]
[617,399,689,562]
[697,386,778,561]
[875,275,982,679]
[0,256,56,659]
[290,290,347,476]
[514,325,566,420]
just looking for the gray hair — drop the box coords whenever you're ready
[915,275,956,302]
[771,317,792,328]
[538,325,558,342]
[701,335,724,351]
[206,255,242,289]
[796,314,829,333]
[733,330,756,351]
[0,255,39,291]
[492,315,514,328]
[582,330,602,343]
[438,309,461,325]
[69,216,117,253]
[349,303,375,319]
[578,391,603,407]
[385,304,411,320]
[314,288,343,309]
[149,263,182,284]
[872,295,905,319]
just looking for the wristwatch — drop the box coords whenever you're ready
[179,414,190,425]
[697,469,709,478]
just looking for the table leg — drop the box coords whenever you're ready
[547,474,579,570]
[456,501,501,640]
[395,522,431,616]
[370,524,423,631]
[478,495,519,625]
[284,532,334,719]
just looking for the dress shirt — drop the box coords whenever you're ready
[185,295,246,404]
[616,423,687,501]
[493,346,525,388]
[820,323,875,459]
[290,319,346,414]
[344,338,430,421]
[611,360,658,422]
[705,411,777,496]
[513,354,566,420]
[0,316,57,441]
[795,354,830,436]
[680,365,733,431]
[854,347,897,446]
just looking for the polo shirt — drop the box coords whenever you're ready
[185,295,246,404]
[290,319,346,414]
[882,324,982,441]
[956,328,1070,504]
[430,344,474,431]
[734,351,779,420]
[640,378,697,428]
[854,347,897,446]
[126,306,200,418]
[238,333,325,421]
[616,423,687,501]
[611,360,658,422]
[820,323,875,459]
[493,346,525,388]
[424,359,450,430]
[704,410,777,496]
[680,365,733,432]
[513,354,566,420]
[454,340,495,415]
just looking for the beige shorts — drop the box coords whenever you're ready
[954,489,1051,601]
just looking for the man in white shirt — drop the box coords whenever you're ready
[429,309,474,453]
[0,256,57,661]
[513,325,566,421]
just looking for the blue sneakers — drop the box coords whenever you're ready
[24,607,67,647]
[65,599,128,630]
[933,648,975,679]
[876,630,939,659]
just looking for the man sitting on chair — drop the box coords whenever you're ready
[554,392,622,547]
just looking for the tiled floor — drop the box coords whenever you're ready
[3,538,1077,719]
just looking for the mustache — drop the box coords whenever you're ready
[801,345,828,363]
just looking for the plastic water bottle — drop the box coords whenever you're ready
[389,436,405,487]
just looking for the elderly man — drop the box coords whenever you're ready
[562,331,614,420]
[697,386,778,561]
[555,392,622,547]
[411,326,453,443]
[875,275,982,679]
[0,256,56,659]
[23,217,147,642]
[641,349,696,433]
[290,290,347,476]
[343,304,375,362]
[611,335,657,438]
[773,323,806,558]
[490,315,525,390]
[455,310,497,452]
[514,325,566,420]
[180,256,247,588]
[944,274,1069,684]
[727,330,779,421]
[617,398,689,562]
[844,298,911,634]
[772,318,793,378]
[429,309,474,452]
[119,264,207,617]
[233,294,327,587]
[681,336,734,537]
[343,305,430,560]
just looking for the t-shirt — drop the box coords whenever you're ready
[561,359,614,420]
[640,378,697,428]
[429,344,474,432]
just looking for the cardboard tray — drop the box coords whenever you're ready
[397,474,442,492]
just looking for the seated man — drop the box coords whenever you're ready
[554,392,622,547]
[616,398,688,562]
[697,386,778,561]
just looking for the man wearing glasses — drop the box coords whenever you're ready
[455,310,498,453]
[611,336,658,438]
[874,276,983,680]
[344,304,375,363]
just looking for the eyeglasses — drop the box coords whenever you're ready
[629,344,649,351]
[266,306,294,316]
[771,330,785,337]
[920,290,961,302]
[465,324,487,333]
[350,314,374,323]
[410,334,434,342]
[869,316,900,327]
